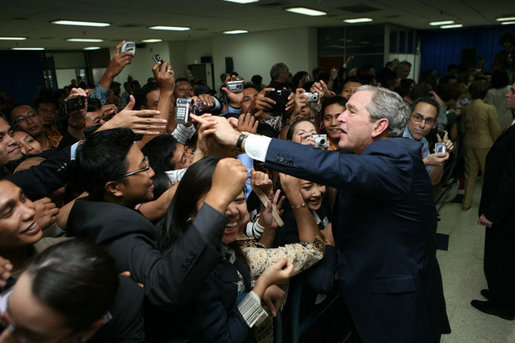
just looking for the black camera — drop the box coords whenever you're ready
[265,90,291,116]
[153,54,164,71]
[64,96,86,113]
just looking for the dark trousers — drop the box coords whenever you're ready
[484,226,515,311]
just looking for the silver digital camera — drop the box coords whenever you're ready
[227,80,244,93]
[311,134,328,149]
[304,92,319,102]
[121,41,136,56]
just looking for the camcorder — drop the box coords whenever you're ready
[265,89,291,116]
[227,80,244,93]
[64,96,86,113]
[303,92,319,102]
[311,134,328,149]
[121,41,136,56]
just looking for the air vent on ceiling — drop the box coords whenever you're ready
[12,17,28,20]
[337,5,379,13]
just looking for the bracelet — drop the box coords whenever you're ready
[291,203,307,209]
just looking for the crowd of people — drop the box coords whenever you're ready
[0,31,514,343]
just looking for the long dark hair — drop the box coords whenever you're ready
[141,134,178,198]
[159,157,248,266]
[26,239,118,330]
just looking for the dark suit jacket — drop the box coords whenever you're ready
[7,146,70,200]
[264,137,450,343]
[479,123,515,230]
[67,198,228,311]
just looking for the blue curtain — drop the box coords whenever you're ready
[420,26,514,76]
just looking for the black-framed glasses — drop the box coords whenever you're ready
[121,156,150,178]
[411,113,435,125]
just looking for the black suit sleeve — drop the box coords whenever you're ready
[7,147,71,200]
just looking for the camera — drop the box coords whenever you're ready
[176,98,193,124]
[265,90,291,116]
[303,92,319,102]
[121,41,136,56]
[152,54,164,71]
[227,80,244,93]
[435,142,446,154]
[64,96,86,113]
[311,134,328,149]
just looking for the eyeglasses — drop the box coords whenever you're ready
[121,156,150,178]
[14,112,38,125]
[411,113,435,126]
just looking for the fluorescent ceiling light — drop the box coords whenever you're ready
[148,26,190,31]
[66,38,104,42]
[429,20,454,26]
[223,30,248,34]
[51,20,110,27]
[496,17,515,22]
[142,39,162,43]
[12,47,45,50]
[224,0,259,3]
[441,24,463,29]
[285,7,327,16]
[83,46,101,50]
[501,21,515,25]
[343,18,373,23]
[0,37,27,40]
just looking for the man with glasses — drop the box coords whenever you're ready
[10,104,59,152]
[67,128,234,341]
[403,97,453,185]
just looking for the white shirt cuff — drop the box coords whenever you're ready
[244,133,271,162]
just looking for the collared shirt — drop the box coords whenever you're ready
[403,126,431,172]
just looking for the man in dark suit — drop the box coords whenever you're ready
[472,81,515,320]
[199,85,450,342]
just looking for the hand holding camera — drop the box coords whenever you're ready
[106,41,133,79]
[152,56,175,93]
[221,79,244,108]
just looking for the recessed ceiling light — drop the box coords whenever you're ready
[429,20,454,26]
[66,38,104,42]
[501,21,515,25]
[496,17,515,22]
[223,0,259,3]
[0,37,27,40]
[83,47,101,50]
[12,47,45,50]
[51,20,110,27]
[142,39,163,43]
[223,30,248,34]
[441,24,463,29]
[148,26,190,31]
[285,7,327,16]
[343,18,373,23]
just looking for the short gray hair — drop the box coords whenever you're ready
[356,85,410,137]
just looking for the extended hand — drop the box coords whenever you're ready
[478,214,493,228]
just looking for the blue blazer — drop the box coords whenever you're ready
[264,137,450,343]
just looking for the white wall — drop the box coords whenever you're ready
[106,27,317,89]
[111,42,171,85]
[55,69,77,88]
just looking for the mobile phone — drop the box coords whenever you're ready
[153,54,164,71]
[176,98,193,124]
[64,96,86,113]
[265,90,291,116]
[435,142,446,154]
[121,42,136,56]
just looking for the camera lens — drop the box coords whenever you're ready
[320,139,326,145]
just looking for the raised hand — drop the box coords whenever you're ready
[152,60,175,93]
[98,95,166,135]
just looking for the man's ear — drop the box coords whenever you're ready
[79,318,106,341]
[371,118,389,138]
[105,180,124,198]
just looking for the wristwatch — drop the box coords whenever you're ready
[236,133,248,152]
